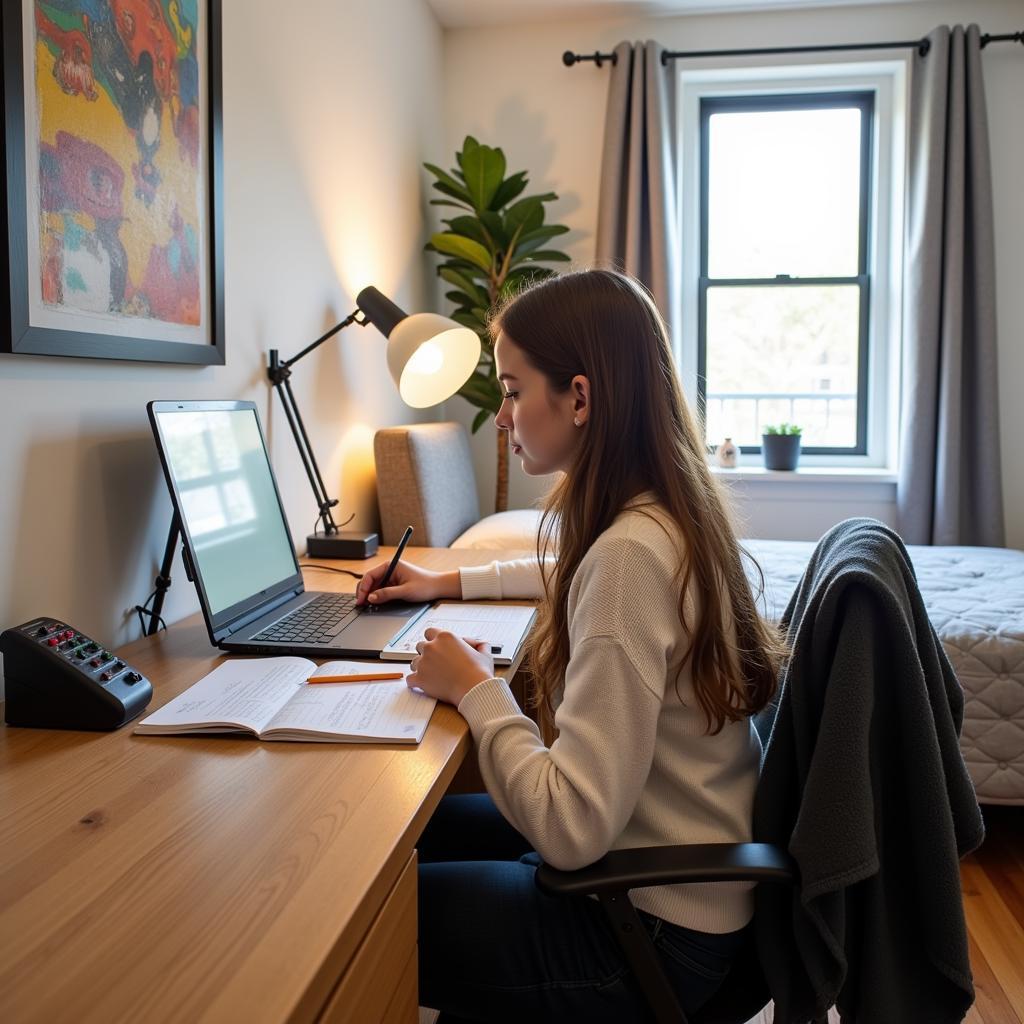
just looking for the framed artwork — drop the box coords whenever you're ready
[1,0,224,364]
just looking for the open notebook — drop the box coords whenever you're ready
[135,657,435,743]
[381,603,536,670]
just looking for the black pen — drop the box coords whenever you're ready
[368,525,413,612]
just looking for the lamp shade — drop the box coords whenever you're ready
[356,286,481,409]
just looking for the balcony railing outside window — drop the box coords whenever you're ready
[705,391,857,449]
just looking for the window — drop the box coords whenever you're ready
[699,92,872,455]
[678,63,906,468]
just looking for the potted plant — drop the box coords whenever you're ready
[423,136,571,512]
[761,423,802,471]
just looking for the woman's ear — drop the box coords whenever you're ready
[571,375,590,426]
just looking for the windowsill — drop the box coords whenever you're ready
[710,464,897,484]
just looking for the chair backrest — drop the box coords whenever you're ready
[373,422,481,546]
[750,517,983,1024]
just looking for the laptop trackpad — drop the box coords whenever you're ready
[342,603,429,648]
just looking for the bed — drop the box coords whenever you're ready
[374,422,1024,805]
[744,539,1024,806]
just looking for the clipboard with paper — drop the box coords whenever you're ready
[380,603,537,669]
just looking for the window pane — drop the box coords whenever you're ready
[707,107,862,278]
[704,285,860,448]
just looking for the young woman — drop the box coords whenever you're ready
[355,269,784,1023]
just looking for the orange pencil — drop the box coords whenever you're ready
[307,671,404,684]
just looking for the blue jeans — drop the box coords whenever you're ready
[417,793,746,1023]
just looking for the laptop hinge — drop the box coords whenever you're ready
[221,588,302,638]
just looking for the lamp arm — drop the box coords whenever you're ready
[271,372,341,533]
[266,308,366,537]
[273,309,365,373]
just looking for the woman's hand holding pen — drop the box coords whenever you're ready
[354,560,462,607]
[407,628,494,705]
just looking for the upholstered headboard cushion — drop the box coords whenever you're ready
[373,422,482,547]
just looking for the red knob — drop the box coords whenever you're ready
[47,637,59,647]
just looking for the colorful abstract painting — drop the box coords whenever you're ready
[1,0,223,362]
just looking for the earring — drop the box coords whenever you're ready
[574,417,581,427]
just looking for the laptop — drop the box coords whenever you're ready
[147,400,431,657]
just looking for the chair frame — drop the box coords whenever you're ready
[536,841,822,1024]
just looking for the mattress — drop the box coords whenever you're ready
[744,540,1024,805]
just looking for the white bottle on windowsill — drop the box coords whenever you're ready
[715,437,739,468]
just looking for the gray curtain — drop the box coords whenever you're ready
[898,24,1004,546]
[595,41,680,336]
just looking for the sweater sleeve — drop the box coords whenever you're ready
[457,536,678,870]
[459,558,551,600]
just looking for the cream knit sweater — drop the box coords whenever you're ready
[456,495,761,934]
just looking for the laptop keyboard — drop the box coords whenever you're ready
[251,593,360,645]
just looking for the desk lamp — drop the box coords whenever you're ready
[267,286,481,558]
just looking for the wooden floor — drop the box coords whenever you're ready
[961,805,1024,1024]
[420,805,1024,1024]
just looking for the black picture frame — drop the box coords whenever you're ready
[1,0,224,365]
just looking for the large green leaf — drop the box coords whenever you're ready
[429,198,472,209]
[439,267,488,306]
[504,197,545,236]
[445,290,478,310]
[459,144,506,211]
[517,224,569,247]
[443,216,490,248]
[432,180,476,204]
[490,171,528,211]
[452,310,486,331]
[511,236,548,258]
[471,408,492,433]
[431,233,493,272]
[423,163,472,202]
[439,258,491,282]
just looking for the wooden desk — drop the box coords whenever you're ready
[0,546,531,1024]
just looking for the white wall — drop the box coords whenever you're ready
[0,0,446,668]
[437,0,1024,547]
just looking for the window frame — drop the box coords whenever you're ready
[698,91,873,456]
[676,60,908,469]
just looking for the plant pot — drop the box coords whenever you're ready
[762,434,801,471]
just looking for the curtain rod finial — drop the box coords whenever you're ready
[562,50,577,66]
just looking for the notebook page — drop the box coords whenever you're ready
[383,604,535,661]
[262,666,435,742]
[136,657,311,734]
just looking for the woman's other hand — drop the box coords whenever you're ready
[406,628,495,705]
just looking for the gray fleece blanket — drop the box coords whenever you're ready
[752,518,985,1023]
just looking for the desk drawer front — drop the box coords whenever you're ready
[318,852,417,1023]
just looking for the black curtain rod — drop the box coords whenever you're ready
[562,30,1023,67]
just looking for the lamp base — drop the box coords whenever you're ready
[306,531,379,560]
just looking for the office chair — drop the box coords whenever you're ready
[536,518,982,1024]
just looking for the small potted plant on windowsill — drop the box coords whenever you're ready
[761,423,802,471]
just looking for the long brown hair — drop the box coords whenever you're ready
[491,269,784,735]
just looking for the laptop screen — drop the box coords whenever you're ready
[151,404,300,617]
